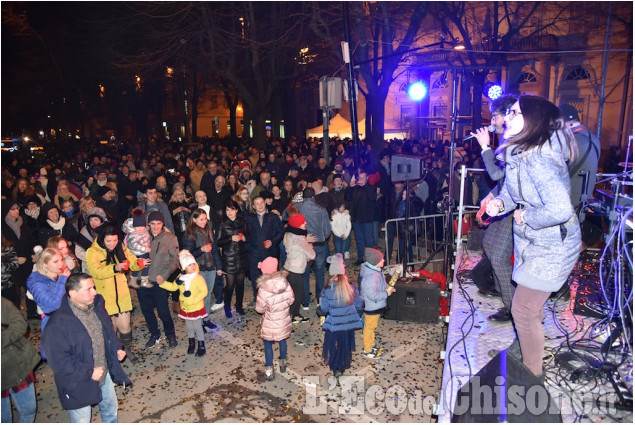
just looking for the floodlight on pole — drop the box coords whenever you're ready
[407,82,427,101]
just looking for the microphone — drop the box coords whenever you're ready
[463,125,496,142]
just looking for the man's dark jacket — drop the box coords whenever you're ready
[42,294,131,410]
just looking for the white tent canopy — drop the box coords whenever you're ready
[306,113,407,140]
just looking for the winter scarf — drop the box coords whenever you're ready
[47,217,66,231]
[4,215,22,239]
[285,226,308,237]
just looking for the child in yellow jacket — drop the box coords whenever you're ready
[160,250,208,356]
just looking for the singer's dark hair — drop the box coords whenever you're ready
[490,95,517,115]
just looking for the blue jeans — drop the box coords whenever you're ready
[1,382,37,423]
[302,243,328,306]
[264,339,288,366]
[67,373,117,423]
[199,270,218,314]
[372,221,380,247]
[352,222,373,261]
[213,273,224,305]
[279,240,287,268]
[137,284,175,339]
[333,235,346,255]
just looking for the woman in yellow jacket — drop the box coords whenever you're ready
[86,223,149,363]
[160,250,208,357]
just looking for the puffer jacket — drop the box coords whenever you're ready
[160,271,208,314]
[25,271,68,333]
[2,297,41,391]
[330,209,352,239]
[217,216,250,274]
[317,279,363,332]
[283,232,315,274]
[255,271,294,341]
[182,227,222,272]
[359,262,388,314]
[122,218,151,257]
[86,240,143,315]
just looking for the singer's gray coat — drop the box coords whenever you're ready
[495,131,581,293]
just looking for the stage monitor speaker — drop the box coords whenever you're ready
[470,255,495,291]
[384,278,440,323]
[391,155,421,182]
[451,351,562,423]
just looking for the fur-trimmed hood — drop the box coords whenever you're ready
[256,270,289,292]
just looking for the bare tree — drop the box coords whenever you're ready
[429,1,571,129]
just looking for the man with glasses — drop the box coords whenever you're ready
[470,95,517,326]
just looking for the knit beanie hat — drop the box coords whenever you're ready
[147,211,164,223]
[364,247,384,266]
[288,213,306,229]
[327,253,345,276]
[132,210,146,227]
[86,207,107,223]
[97,185,112,198]
[179,250,197,270]
[258,257,278,275]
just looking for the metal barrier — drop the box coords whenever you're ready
[384,213,458,269]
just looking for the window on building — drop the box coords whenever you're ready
[401,105,413,127]
[432,78,449,89]
[517,72,537,84]
[565,66,590,81]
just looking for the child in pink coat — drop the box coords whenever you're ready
[255,257,294,381]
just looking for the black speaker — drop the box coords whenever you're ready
[384,278,440,323]
[470,255,495,291]
[451,351,562,422]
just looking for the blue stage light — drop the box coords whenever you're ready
[407,82,427,101]
[485,83,503,100]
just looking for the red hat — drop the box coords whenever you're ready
[288,214,306,229]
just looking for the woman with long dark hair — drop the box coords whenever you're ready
[216,200,249,318]
[182,209,223,331]
[486,95,581,379]
[86,223,148,363]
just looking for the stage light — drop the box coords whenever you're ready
[484,83,503,100]
[408,82,427,101]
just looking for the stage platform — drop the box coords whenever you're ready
[438,247,632,423]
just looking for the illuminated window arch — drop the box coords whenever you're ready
[432,78,449,89]
[517,71,537,84]
[565,66,590,81]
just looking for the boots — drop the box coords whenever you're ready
[224,304,233,319]
[202,320,217,333]
[139,276,153,288]
[265,366,275,381]
[279,358,287,373]
[195,340,206,357]
[187,338,196,355]
[127,275,140,289]
[120,332,139,363]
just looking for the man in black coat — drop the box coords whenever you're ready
[245,196,284,304]
[345,170,377,264]
[42,273,130,423]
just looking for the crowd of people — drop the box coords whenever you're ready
[1,94,605,421]
[1,131,462,422]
